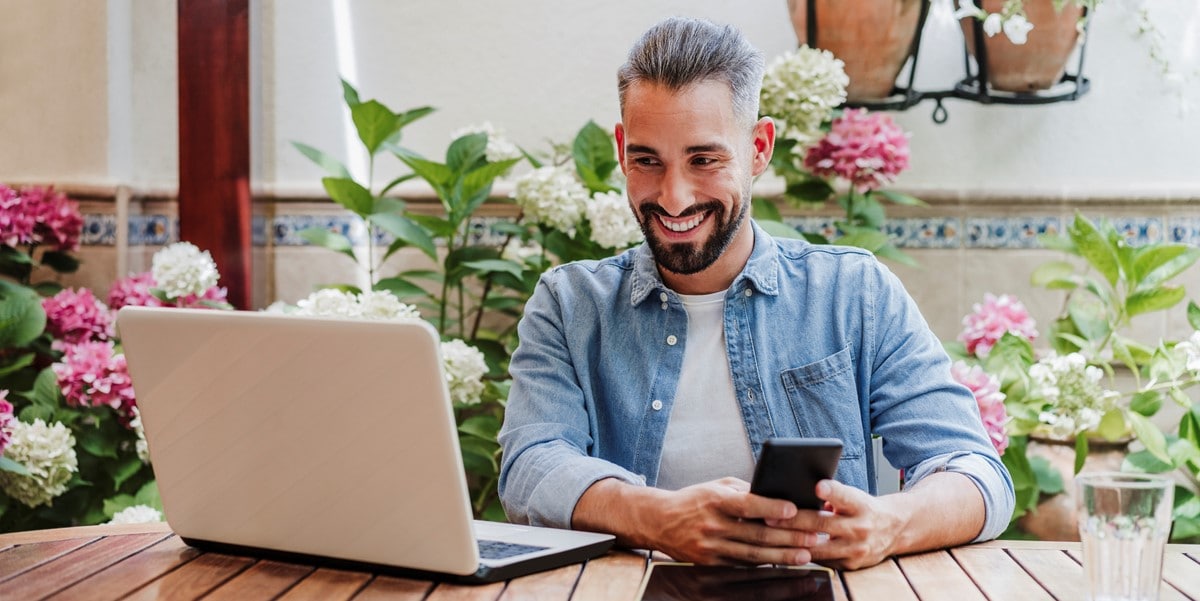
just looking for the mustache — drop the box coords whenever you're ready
[636,200,725,221]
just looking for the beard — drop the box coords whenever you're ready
[635,193,749,276]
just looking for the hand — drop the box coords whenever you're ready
[766,479,904,570]
[648,477,821,566]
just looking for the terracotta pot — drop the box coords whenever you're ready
[787,0,923,102]
[962,0,1084,92]
[1017,436,1130,541]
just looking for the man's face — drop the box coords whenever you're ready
[616,80,773,280]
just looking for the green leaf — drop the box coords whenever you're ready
[462,259,525,281]
[1067,213,1120,287]
[373,277,431,300]
[573,120,619,193]
[39,251,79,274]
[350,100,401,156]
[1126,285,1186,318]
[379,173,417,197]
[297,227,357,262]
[458,415,502,441]
[1189,301,1200,331]
[1073,434,1089,474]
[397,156,454,199]
[836,230,889,252]
[103,494,137,519]
[1130,390,1163,417]
[1030,260,1075,287]
[370,213,436,260]
[1067,296,1110,344]
[1127,411,1170,464]
[134,480,163,510]
[396,106,435,129]
[1096,409,1128,441]
[0,352,35,378]
[784,178,834,203]
[340,78,361,107]
[752,198,783,222]
[460,158,522,219]
[30,367,61,408]
[875,189,927,206]
[0,456,31,476]
[755,219,804,240]
[291,142,352,179]
[872,244,919,268]
[110,456,144,490]
[321,177,374,216]
[407,213,457,239]
[1136,245,1200,291]
[0,280,47,348]
[78,427,119,459]
[1029,456,1064,494]
[1122,449,1174,473]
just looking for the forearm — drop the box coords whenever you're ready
[571,477,665,550]
[884,471,986,555]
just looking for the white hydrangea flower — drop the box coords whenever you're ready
[450,122,523,164]
[1030,352,1120,438]
[129,406,150,463]
[262,300,294,314]
[151,242,220,299]
[107,504,163,525]
[441,339,488,406]
[983,13,1003,37]
[1176,331,1200,373]
[511,166,588,232]
[759,46,849,146]
[0,419,79,508]
[1002,14,1034,45]
[501,238,543,264]
[295,289,361,318]
[586,190,643,249]
[357,290,421,321]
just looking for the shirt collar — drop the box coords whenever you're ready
[629,220,782,306]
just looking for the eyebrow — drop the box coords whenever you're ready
[624,143,732,155]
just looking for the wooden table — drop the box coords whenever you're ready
[2,523,1199,600]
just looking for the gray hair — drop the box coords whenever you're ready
[617,17,765,127]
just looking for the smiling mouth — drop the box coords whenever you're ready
[657,212,707,233]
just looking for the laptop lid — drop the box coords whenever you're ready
[117,306,502,576]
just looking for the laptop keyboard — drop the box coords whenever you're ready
[477,539,550,560]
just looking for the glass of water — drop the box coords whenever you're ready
[1076,472,1174,601]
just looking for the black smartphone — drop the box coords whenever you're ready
[749,438,843,510]
[636,562,836,601]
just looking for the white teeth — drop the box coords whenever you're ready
[659,214,704,232]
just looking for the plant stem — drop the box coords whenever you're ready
[439,231,453,334]
[367,159,377,287]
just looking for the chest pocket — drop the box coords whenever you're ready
[779,346,867,487]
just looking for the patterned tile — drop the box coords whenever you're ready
[80,214,117,246]
[1109,216,1164,246]
[887,217,961,249]
[272,215,366,246]
[128,215,174,246]
[1168,216,1200,246]
[783,216,840,242]
[965,216,1062,248]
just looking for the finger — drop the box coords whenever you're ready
[816,479,871,517]
[730,519,824,549]
[727,492,798,522]
[712,538,813,566]
[716,476,752,493]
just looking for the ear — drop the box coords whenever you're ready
[750,117,776,177]
[615,123,627,174]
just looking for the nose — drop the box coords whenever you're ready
[658,164,695,217]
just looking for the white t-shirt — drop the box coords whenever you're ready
[655,290,756,490]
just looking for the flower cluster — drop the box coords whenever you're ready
[0,419,79,508]
[441,338,488,406]
[585,190,643,249]
[151,242,222,299]
[1028,352,1121,439]
[0,390,14,457]
[512,166,589,232]
[129,406,150,463]
[42,288,114,345]
[951,361,1010,455]
[501,238,544,264]
[107,504,162,525]
[760,46,849,145]
[803,109,910,194]
[959,293,1039,358]
[292,289,421,320]
[51,341,137,419]
[0,184,83,251]
[107,272,162,310]
[954,0,1034,45]
[450,122,523,164]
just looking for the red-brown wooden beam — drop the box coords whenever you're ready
[177,0,251,308]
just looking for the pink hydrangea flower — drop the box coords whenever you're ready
[108,272,163,310]
[0,184,37,248]
[951,361,1010,455]
[51,341,137,420]
[0,389,14,457]
[42,288,115,344]
[174,285,229,309]
[803,108,910,193]
[959,293,1038,358]
[23,186,83,252]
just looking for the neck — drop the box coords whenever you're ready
[659,223,755,295]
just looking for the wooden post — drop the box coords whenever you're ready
[177,0,251,308]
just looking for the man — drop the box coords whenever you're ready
[498,16,1014,570]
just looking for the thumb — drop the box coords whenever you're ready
[816,479,868,516]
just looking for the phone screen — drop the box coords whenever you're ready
[636,563,836,601]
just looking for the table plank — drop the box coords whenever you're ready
[0,536,98,583]
[1008,548,1089,600]
[47,534,200,601]
[351,575,434,600]
[1163,552,1200,599]
[895,550,987,601]
[0,531,167,599]
[0,521,170,545]
[571,552,647,601]
[276,567,372,600]
[124,552,255,600]
[841,557,919,601]
[425,580,506,601]
[498,563,583,600]
[204,559,316,600]
[1066,549,1192,601]
[952,547,1055,600]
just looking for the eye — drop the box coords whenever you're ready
[692,156,718,167]
[633,156,660,167]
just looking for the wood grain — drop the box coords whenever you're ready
[896,550,987,601]
[1007,548,1088,600]
[1162,552,1200,599]
[0,532,167,599]
[499,563,583,600]
[277,567,372,600]
[951,546,1055,600]
[47,535,201,601]
[570,552,647,601]
[351,575,434,600]
[424,580,506,601]
[124,552,255,600]
[0,536,98,583]
[841,557,919,601]
[204,559,315,600]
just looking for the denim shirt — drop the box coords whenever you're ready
[498,222,1014,542]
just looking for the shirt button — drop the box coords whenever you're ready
[744,289,753,297]
[666,335,678,346]
[661,303,668,310]
[652,399,663,411]
[659,292,668,302]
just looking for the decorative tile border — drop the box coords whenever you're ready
[78,212,1200,249]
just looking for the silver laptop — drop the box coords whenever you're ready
[116,306,614,583]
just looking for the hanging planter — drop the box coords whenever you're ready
[786,0,925,102]
[961,0,1087,93]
